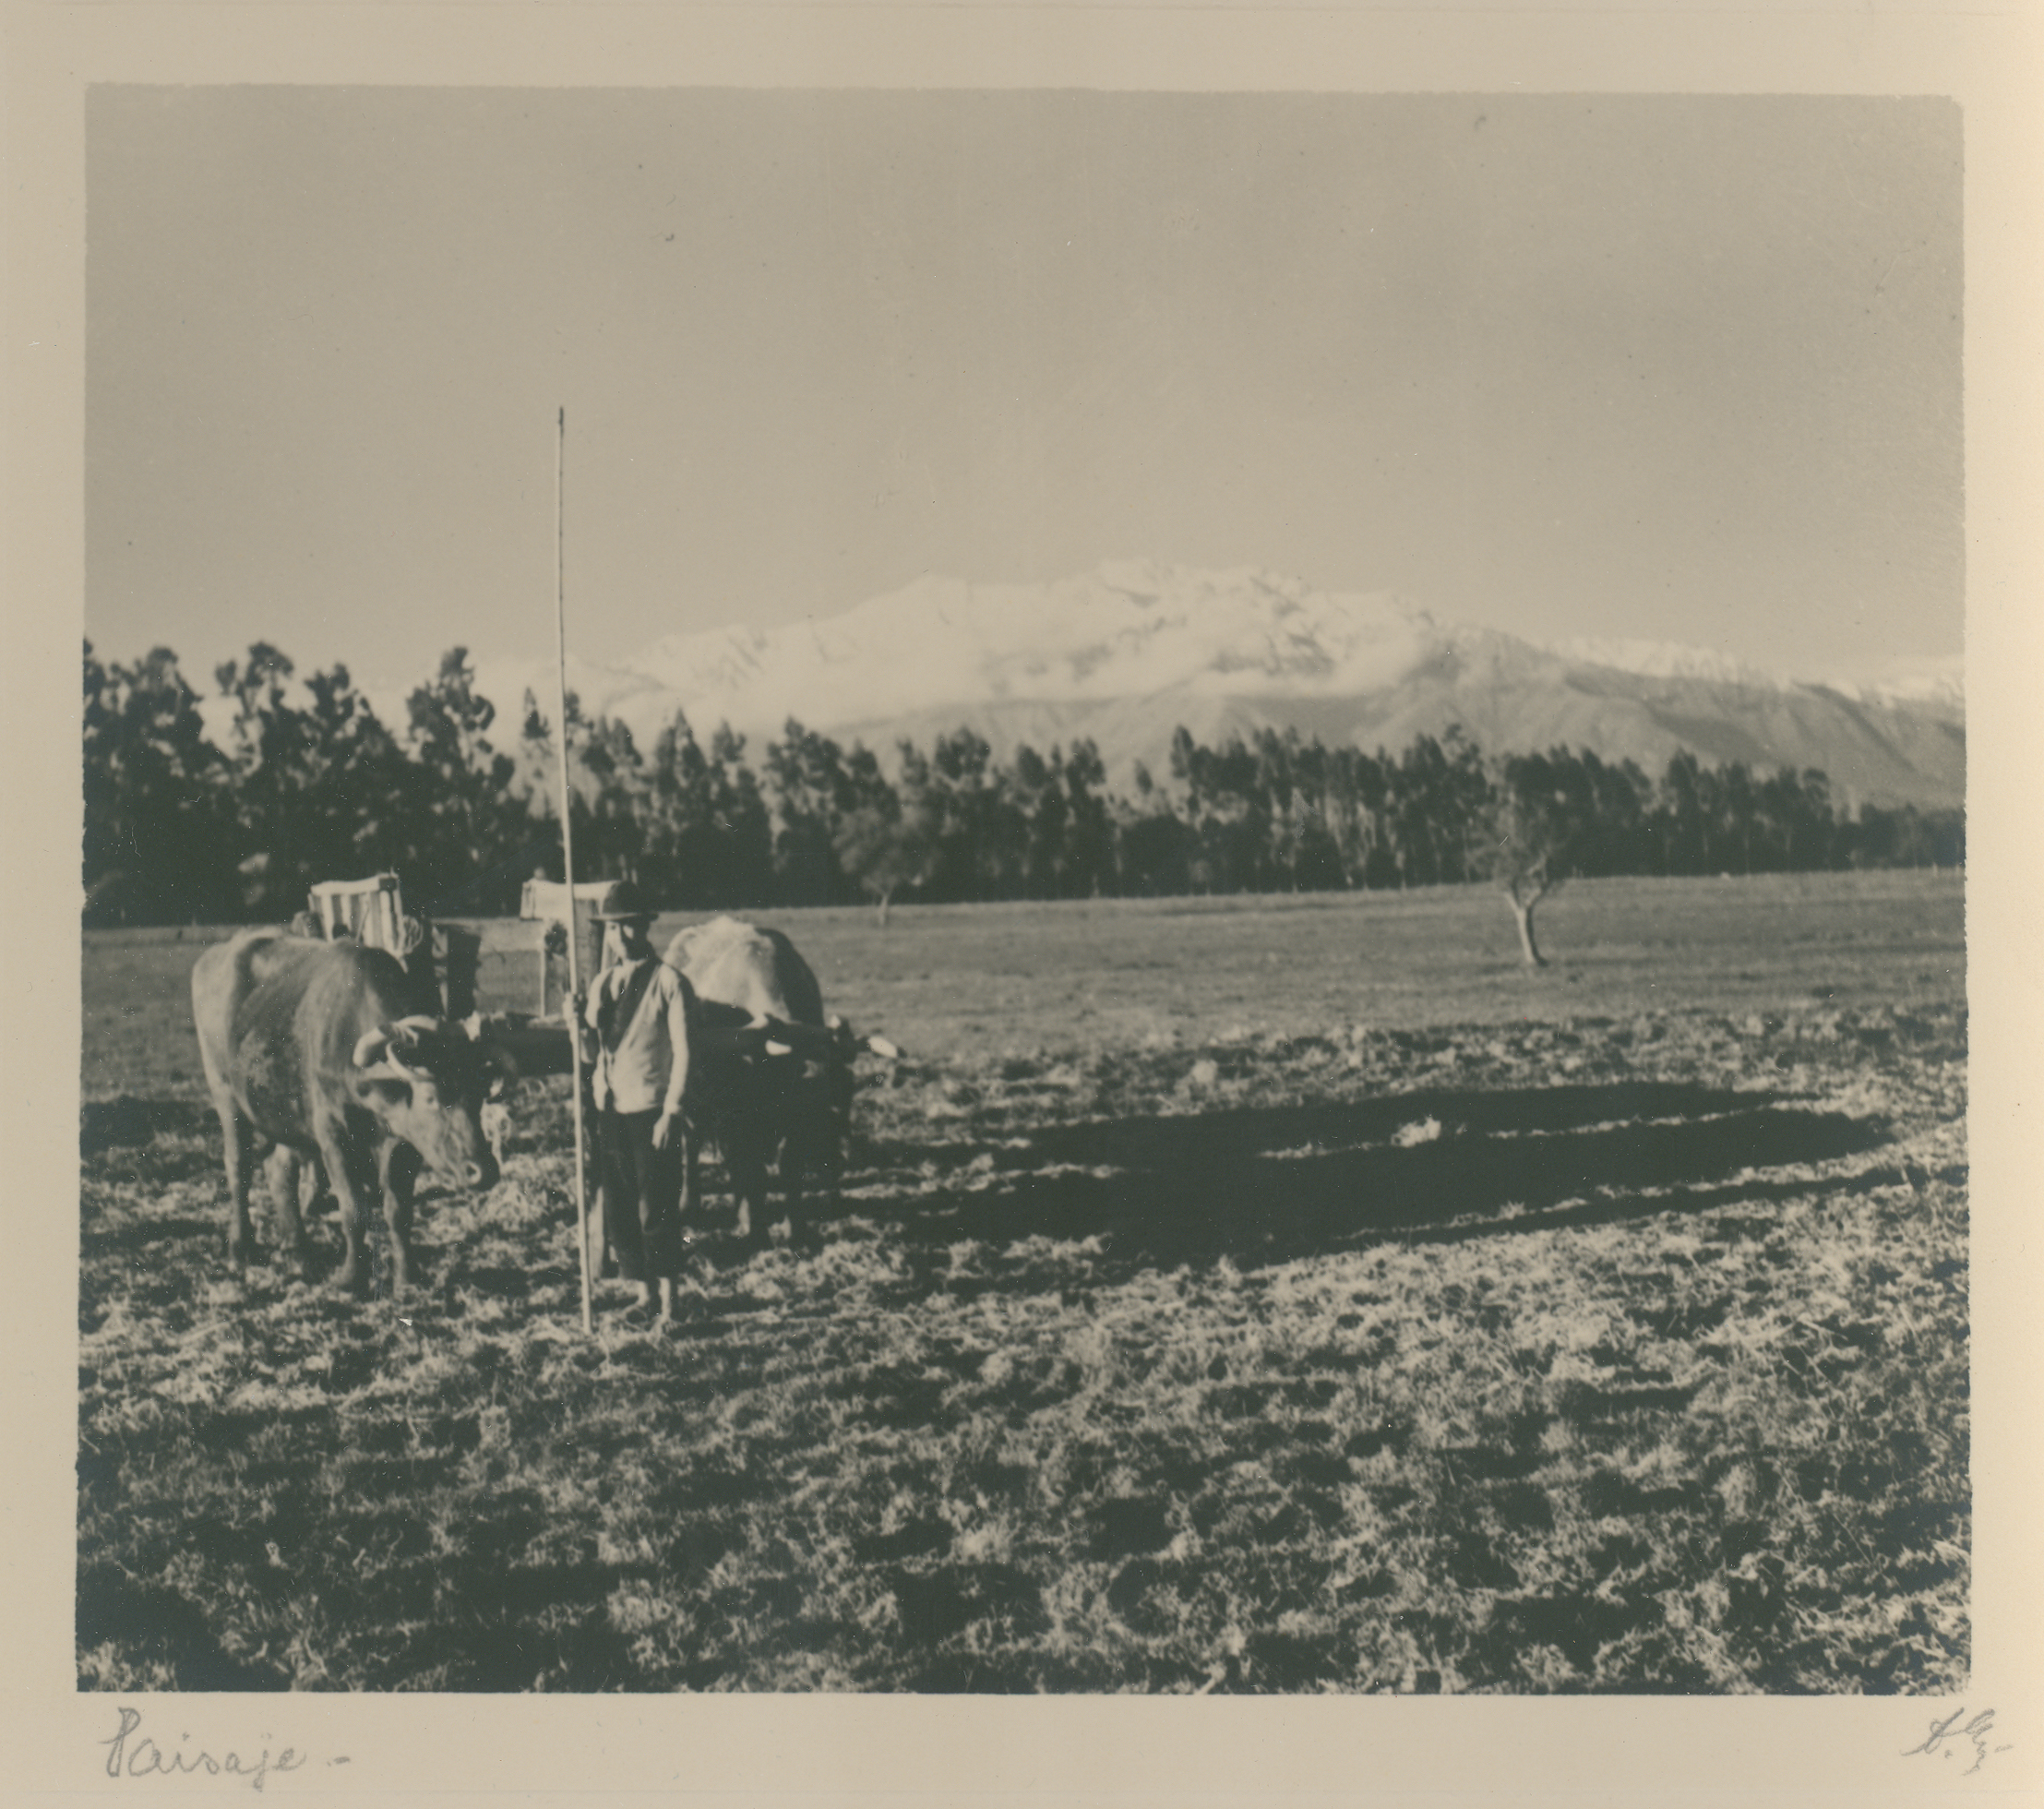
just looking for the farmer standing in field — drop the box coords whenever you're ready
[577,881,696,1323]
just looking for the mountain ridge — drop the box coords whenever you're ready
[470,562,1964,810]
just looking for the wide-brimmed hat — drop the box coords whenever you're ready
[590,880,657,922]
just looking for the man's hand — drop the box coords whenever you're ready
[652,1109,679,1152]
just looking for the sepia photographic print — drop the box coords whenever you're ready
[16,1,2042,1800]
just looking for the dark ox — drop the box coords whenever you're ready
[192,928,511,1293]
[665,916,898,1241]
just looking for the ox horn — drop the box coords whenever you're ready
[759,1017,836,1058]
[353,1015,441,1078]
[820,1012,897,1061]
[694,1012,775,1058]
[352,1029,415,1076]
[754,1012,799,1058]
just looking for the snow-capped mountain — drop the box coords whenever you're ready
[471,562,1965,809]
[1548,637,1793,692]
[1822,655,1966,714]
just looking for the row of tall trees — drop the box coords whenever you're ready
[81,641,1965,927]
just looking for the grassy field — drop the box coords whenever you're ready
[78,870,1968,1692]
[82,871,1963,1092]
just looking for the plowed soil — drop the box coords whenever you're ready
[78,872,1967,1692]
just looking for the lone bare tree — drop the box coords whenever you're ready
[834,802,935,927]
[1480,754,1584,968]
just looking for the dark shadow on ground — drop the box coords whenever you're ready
[76,1563,291,1690]
[849,1083,1890,1274]
[80,1096,213,1155]
[79,1213,224,1259]
[886,1081,1786,1172]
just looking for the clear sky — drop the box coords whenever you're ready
[85,89,1962,697]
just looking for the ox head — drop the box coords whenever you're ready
[349,1014,516,1192]
[691,1008,900,1185]
[776,1013,901,1185]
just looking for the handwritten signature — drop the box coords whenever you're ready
[1902,1707,2013,1776]
[101,1707,347,1791]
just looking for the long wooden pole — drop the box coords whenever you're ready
[555,406,595,1336]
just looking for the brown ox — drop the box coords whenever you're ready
[664,916,898,1241]
[192,929,511,1294]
